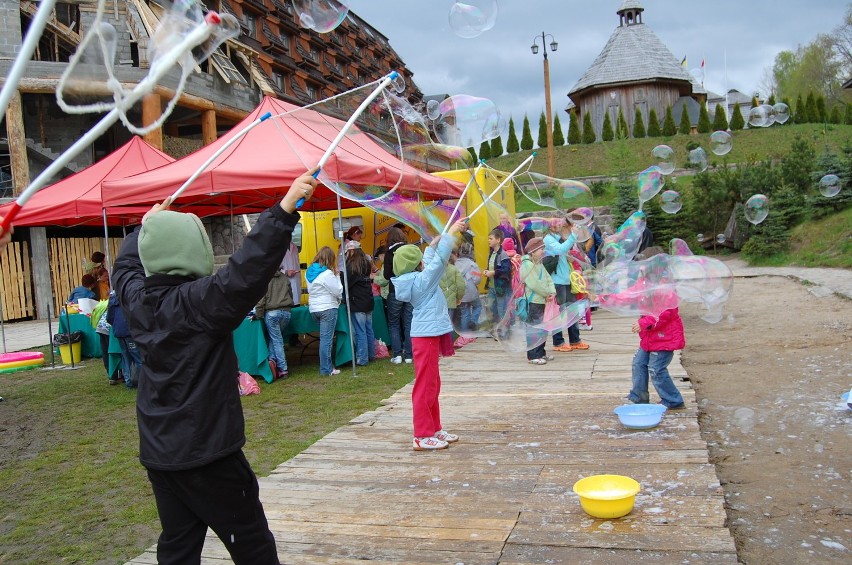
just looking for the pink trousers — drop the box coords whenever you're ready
[411,336,442,438]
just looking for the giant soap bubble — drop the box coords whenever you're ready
[652,145,675,175]
[818,174,841,198]
[448,0,498,39]
[637,166,664,203]
[293,0,350,33]
[660,190,682,214]
[709,131,732,156]
[744,194,769,225]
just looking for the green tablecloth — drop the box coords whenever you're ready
[232,317,274,384]
[57,313,121,378]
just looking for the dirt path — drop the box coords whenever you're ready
[682,275,851,564]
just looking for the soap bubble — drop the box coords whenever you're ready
[448,0,498,39]
[670,238,693,256]
[390,74,406,94]
[773,102,790,124]
[709,131,732,156]
[293,0,350,33]
[748,105,769,128]
[696,233,705,242]
[637,166,664,203]
[431,94,505,148]
[688,147,708,172]
[716,234,725,244]
[652,145,675,175]
[818,174,841,198]
[660,190,682,214]
[744,194,769,225]
[568,206,594,226]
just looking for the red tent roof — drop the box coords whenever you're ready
[102,96,463,214]
[0,137,174,227]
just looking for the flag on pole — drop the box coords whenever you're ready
[701,58,705,86]
[681,56,687,68]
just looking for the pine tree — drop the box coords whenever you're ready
[845,105,852,126]
[467,146,477,162]
[647,108,661,137]
[805,92,818,123]
[829,105,842,124]
[712,103,729,131]
[612,176,640,227]
[697,101,711,133]
[478,140,491,160]
[552,114,565,146]
[520,115,534,150]
[662,106,677,136]
[490,134,504,158]
[678,103,691,134]
[506,117,520,153]
[632,107,646,138]
[767,94,776,106]
[601,112,614,141]
[616,107,629,139]
[567,109,581,145]
[537,112,548,148]
[751,97,759,108]
[816,96,827,123]
[730,104,745,130]
[581,111,596,144]
[809,145,851,218]
[794,94,805,124]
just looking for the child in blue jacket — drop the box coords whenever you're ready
[391,220,465,451]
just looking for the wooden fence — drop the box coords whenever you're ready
[48,237,123,316]
[0,241,34,320]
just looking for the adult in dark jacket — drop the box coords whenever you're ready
[106,292,142,388]
[342,243,375,365]
[112,174,316,565]
[383,226,413,363]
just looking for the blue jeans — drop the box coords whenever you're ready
[487,288,509,335]
[118,337,142,388]
[458,299,482,332]
[350,311,375,365]
[264,309,291,373]
[628,348,684,408]
[311,308,338,375]
[386,291,412,358]
[552,283,580,346]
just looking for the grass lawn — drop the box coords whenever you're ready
[0,344,413,564]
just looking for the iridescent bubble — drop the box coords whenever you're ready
[390,74,406,94]
[572,224,591,244]
[652,145,675,175]
[660,190,682,214]
[818,174,841,198]
[432,94,505,148]
[748,105,769,128]
[670,238,693,256]
[696,233,705,242]
[637,165,664,203]
[709,130,732,156]
[425,99,440,120]
[716,233,725,244]
[773,102,790,124]
[293,0,350,33]
[448,0,498,39]
[744,194,769,225]
[513,172,594,212]
[569,206,594,225]
[762,104,777,126]
[598,211,646,266]
[688,147,708,172]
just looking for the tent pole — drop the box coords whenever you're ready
[102,208,111,271]
[335,195,357,377]
[229,195,235,255]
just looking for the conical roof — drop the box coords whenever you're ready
[569,8,692,95]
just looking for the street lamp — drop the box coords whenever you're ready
[531,32,558,178]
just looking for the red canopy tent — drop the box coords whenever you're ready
[0,137,174,227]
[102,96,463,214]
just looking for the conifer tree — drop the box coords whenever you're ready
[767,94,776,106]
[794,94,805,124]
[712,103,729,131]
[490,134,504,158]
[829,105,842,125]
[845,104,852,125]
[567,109,581,145]
[478,139,491,160]
[552,114,565,146]
[467,146,477,162]
[601,112,614,141]
[520,115,534,150]
[632,107,646,138]
[581,111,596,144]
[816,96,827,123]
[506,117,520,153]
[805,92,818,123]
[647,108,661,137]
[751,96,759,108]
[662,106,677,136]
[678,103,691,134]
[537,112,548,148]
[697,101,711,133]
[616,107,629,139]
[729,103,745,130]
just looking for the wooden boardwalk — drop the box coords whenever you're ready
[127,311,737,564]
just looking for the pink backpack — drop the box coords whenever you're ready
[238,371,261,396]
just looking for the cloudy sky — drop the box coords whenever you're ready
[347,0,845,141]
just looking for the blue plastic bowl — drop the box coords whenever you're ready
[842,391,851,410]
[614,404,667,429]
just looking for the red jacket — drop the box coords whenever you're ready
[638,307,685,352]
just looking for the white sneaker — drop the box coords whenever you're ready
[434,430,458,443]
[404,358,413,364]
[413,436,448,451]
[390,356,402,364]
[330,369,341,375]
[579,323,593,331]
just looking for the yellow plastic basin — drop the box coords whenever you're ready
[572,474,641,519]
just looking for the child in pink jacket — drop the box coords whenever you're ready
[627,305,686,409]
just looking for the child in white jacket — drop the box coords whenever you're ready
[306,246,343,375]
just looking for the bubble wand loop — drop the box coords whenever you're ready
[441,160,484,234]
[0,13,224,237]
[296,71,400,208]
[464,153,536,221]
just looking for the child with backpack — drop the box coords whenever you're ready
[520,237,556,365]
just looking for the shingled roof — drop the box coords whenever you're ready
[569,1,693,95]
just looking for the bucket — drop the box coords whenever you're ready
[53,331,83,364]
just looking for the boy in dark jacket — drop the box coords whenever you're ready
[112,173,316,565]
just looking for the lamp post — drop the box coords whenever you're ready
[531,31,558,178]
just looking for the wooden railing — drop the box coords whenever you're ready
[0,241,33,321]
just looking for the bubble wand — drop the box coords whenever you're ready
[296,70,400,208]
[0,11,228,237]
[440,160,484,234]
[465,152,536,221]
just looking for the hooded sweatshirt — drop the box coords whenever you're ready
[454,255,481,303]
[391,237,453,338]
[306,263,343,313]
